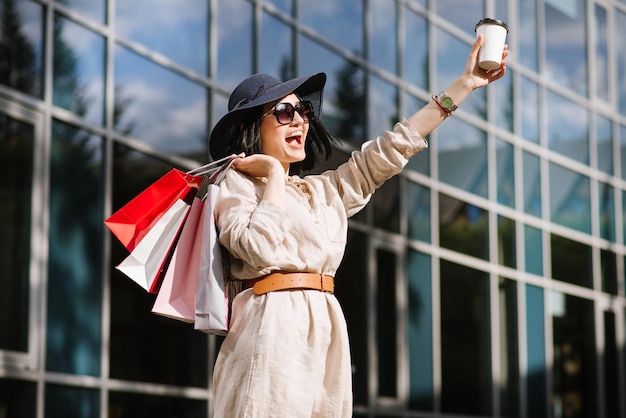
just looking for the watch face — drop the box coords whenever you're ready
[441,96,454,109]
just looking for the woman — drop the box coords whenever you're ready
[209,35,508,417]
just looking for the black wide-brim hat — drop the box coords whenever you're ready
[209,72,327,160]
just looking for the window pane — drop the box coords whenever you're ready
[438,118,487,198]
[0,378,36,418]
[109,146,209,387]
[53,15,105,126]
[47,120,103,376]
[599,181,615,242]
[520,76,540,143]
[621,124,626,181]
[441,260,491,415]
[497,216,516,268]
[45,384,99,418]
[335,229,369,405]
[377,248,397,397]
[369,75,398,135]
[550,234,592,288]
[109,391,206,418]
[604,311,619,417]
[437,29,486,121]
[299,0,363,56]
[551,292,597,417]
[519,0,538,71]
[546,91,589,163]
[623,191,626,242]
[407,250,433,411]
[266,0,291,13]
[260,13,293,78]
[373,175,400,233]
[549,163,591,234]
[594,5,609,101]
[439,193,488,260]
[523,151,541,217]
[0,0,44,98]
[544,0,587,95]
[494,67,514,133]
[370,0,396,74]
[526,285,547,418]
[616,10,626,116]
[435,0,483,32]
[407,181,430,242]
[404,94,429,175]
[495,0,508,26]
[600,249,617,295]
[496,138,515,208]
[56,0,105,24]
[499,278,520,418]
[216,0,252,88]
[0,114,32,352]
[116,0,207,75]
[299,37,366,144]
[114,45,207,159]
[524,224,543,276]
[596,115,612,175]
[403,8,428,90]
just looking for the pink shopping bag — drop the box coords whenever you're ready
[151,196,205,322]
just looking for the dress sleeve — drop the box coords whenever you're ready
[215,169,292,269]
[321,118,428,218]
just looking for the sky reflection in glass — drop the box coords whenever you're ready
[116,0,208,75]
[114,46,207,156]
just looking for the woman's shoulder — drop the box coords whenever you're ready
[216,167,265,198]
[220,166,260,187]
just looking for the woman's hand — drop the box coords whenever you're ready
[232,153,285,179]
[231,153,286,208]
[405,35,508,138]
[462,34,509,91]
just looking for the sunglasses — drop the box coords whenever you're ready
[262,101,314,125]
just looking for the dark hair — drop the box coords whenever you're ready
[290,118,337,175]
[230,108,338,176]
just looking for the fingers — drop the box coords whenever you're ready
[471,34,484,57]
[487,62,507,80]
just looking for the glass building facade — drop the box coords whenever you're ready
[1,0,625,416]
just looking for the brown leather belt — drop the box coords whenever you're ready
[242,272,334,295]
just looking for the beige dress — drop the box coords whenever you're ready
[212,119,427,417]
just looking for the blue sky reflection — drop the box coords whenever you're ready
[114,46,207,155]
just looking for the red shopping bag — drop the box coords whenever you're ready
[105,169,203,252]
[151,196,205,321]
[116,187,196,293]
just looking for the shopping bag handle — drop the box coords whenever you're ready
[187,154,239,176]
[209,156,237,185]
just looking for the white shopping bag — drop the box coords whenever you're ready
[194,184,229,335]
[116,198,191,293]
[151,196,205,321]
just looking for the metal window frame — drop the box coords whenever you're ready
[0,95,48,374]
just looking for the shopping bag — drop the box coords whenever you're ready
[151,196,205,322]
[105,169,203,252]
[116,188,195,293]
[194,183,229,335]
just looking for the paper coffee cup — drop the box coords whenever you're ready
[474,18,508,70]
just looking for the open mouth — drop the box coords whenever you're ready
[286,131,303,147]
